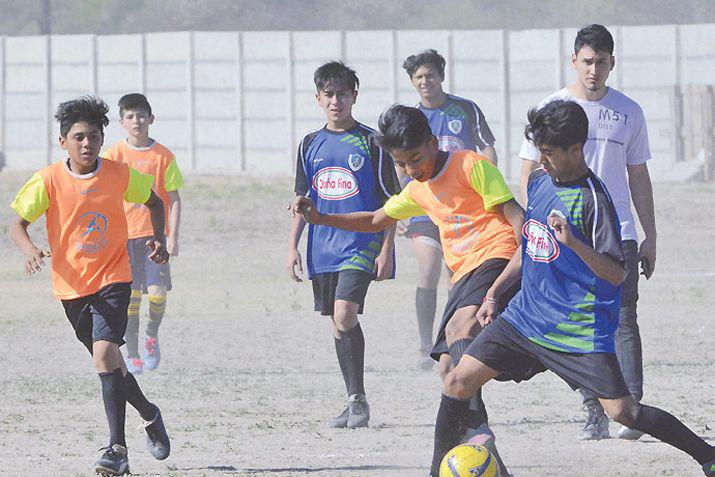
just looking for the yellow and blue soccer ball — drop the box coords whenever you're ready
[439,443,498,477]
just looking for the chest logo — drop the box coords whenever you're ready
[312,167,359,201]
[347,154,364,172]
[437,136,464,152]
[522,219,560,263]
[448,119,463,134]
[75,211,110,254]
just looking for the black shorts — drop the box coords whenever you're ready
[127,237,172,293]
[431,258,519,361]
[61,282,131,354]
[467,318,630,399]
[311,269,373,316]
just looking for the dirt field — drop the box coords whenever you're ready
[0,172,713,477]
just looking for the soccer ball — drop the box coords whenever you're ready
[439,443,498,477]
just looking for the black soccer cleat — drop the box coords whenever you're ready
[143,407,170,460]
[94,444,129,476]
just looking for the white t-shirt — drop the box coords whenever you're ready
[519,87,651,241]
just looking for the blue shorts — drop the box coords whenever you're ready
[127,237,172,293]
[61,282,131,353]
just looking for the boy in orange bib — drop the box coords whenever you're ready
[9,96,171,476]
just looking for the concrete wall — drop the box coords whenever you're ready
[1,24,714,180]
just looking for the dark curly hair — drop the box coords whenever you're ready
[376,104,433,151]
[55,96,110,137]
[402,49,446,79]
[525,100,588,150]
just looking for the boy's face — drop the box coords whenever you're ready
[316,84,357,124]
[537,142,583,179]
[410,64,444,101]
[572,45,614,93]
[120,108,154,138]
[59,121,104,169]
[391,136,440,182]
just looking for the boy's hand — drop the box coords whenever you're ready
[289,196,320,224]
[547,210,574,246]
[146,239,170,264]
[374,251,394,281]
[167,235,179,257]
[24,249,51,275]
[476,299,498,327]
[639,236,656,279]
[396,220,408,237]
[286,248,304,282]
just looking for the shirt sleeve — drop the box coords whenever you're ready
[124,167,153,204]
[519,137,540,162]
[625,107,651,165]
[294,138,310,196]
[583,178,625,264]
[376,147,401,204]
[164,157,184,191]
[383,184,425,220]
[467,157,514,210]
[10,172,49,223]
[470,103,495,150]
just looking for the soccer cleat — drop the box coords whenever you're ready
[578,406,610,440]
[143,334,161,371]
[125,357,143,375]
[417,355,435,371]
[616,424,644,440]
[465,423,512,477]
[703,459,715,477]
[142,407,170,460]
[347,393,370,428]
[94,444,129,476]
[328,406,350,428]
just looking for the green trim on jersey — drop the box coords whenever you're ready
[164,157,184,192]
[443,103,467,120]
[468,159,513,211]
[337,239,383,273]
[11,172,49,223]
[556,188,584,231]
[339,133,369,155]
[528,288,597,352]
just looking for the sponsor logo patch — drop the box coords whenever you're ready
[523,219,560,262]
[448,119,463,134]
[347,153,364,171]
[312,167,359,200]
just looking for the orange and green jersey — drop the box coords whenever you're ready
[383,150,517,284]
[10,158,153,300]
[103,139,183,239]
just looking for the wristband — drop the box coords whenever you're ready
[483,296,498,305]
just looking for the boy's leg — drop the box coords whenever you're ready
[333,299,369,429]
[600,396,715,470]
[409,227,442,369]
[94,340,127,449]
[125,289,142,361]
[143,241,171,370]
[431,355,501,476]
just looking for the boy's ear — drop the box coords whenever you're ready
[149,114,155,125]
[58,135,67,149]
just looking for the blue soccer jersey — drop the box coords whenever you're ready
[501,169,625,354]
[410,94,496,224]
[295,123,400,278]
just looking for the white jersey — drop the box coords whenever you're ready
[519,87,651,241]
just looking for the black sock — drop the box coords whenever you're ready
[431,394,470,476]
[448,338,487,427]
[343,323,366,396]
[448,338,471,367]
[633,404,715,465]
[416,287,437,351]
[99,369,127,447]
[334,336,351,396]
[123,371,157,421]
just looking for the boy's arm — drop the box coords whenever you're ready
[477,247,523,326]
[166,190,181,256]
[480,146,498,166]
[286,213,307,282]
[548,213,625,285]
[374,222,396,281]
[290,196,398,233]
[143,191,169,264]
[9,216,51,275]
[627,163,656,278]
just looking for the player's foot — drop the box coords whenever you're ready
[703,458,715,477]
[347,393,370,428]
[94,444,129,476]
[125,357,143,375]
[142,406,170,460]
[577,406,609,440]
[465,423,512,477]
[143,334,161,371]
[328,405,350,428]
[616,424,644,440]
[417,354,435,371]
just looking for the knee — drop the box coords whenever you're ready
[445,313,478,343]
[443,371,471,401]
[333,309,358,332]
[608,404,637,427]
[92,341,118,370]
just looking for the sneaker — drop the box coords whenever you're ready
[125,357,143,375]
[328,406,349,428]
[142,407,170,460]
[347,393,370,428]
[616,424,644,440]
[94,444,129,476]
[577,406,610,440]
[703,459,715,477]
[418,355,435,371]
[143,335,161,371]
